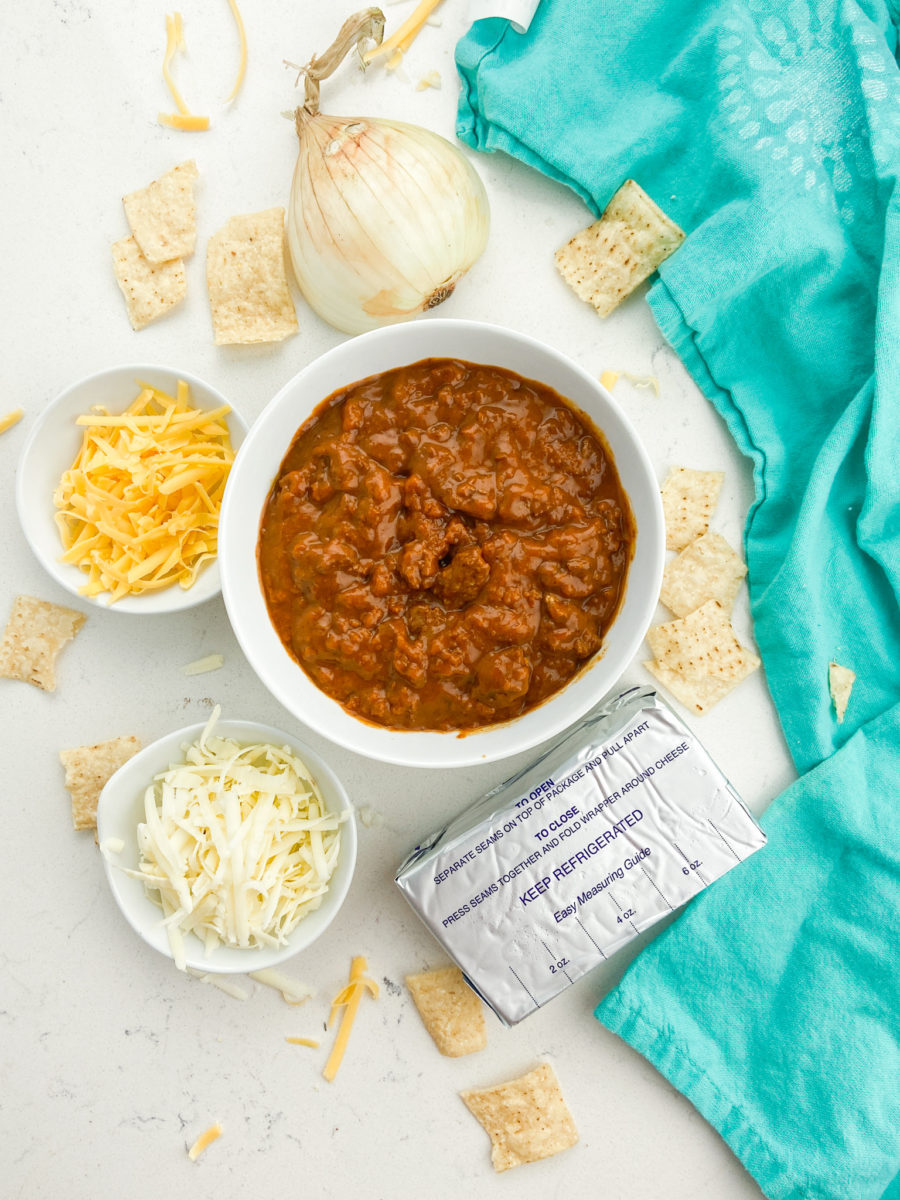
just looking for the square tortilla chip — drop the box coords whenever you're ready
[406,966,486,1057]
[123,160,198,264]
[644,658,735,716]
[829,661,855,723]
[460,1062,578,1173]
[206,207,298,345]
[60,735,142,831]
[555,179,685,318]
[661,466,724,551]
[647,600,760,682]
[660,531,748,617]
[645,599,760,715]
[0,595,86,691]
[112,236,186,331]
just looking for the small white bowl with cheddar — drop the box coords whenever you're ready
[17,364,247,613]
[97,712,358,973]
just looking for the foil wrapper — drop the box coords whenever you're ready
[396,687,766,1025]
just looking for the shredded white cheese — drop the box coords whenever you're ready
[188,969,250,1001]
[183,653,225,675]
[599,370,661,396]
[621,371,661,395]
[249,968,316,1004]
[129,708,344,969]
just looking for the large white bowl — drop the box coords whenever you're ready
[220,319,664,768]
[96,718,357,974]
[16,364,247,614]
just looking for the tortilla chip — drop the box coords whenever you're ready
[660,531,748,617]
[112,236,186,330]
[406,966,486,1057]
[60,735,142,831]
[647,600,760,682]
[0,595,86,691]
[829,661,855,723]
[660,467,724,551]
[460,1062,578,1173]
[555,180,685,318]
[206,208,298,345]
[123,160,198,264]
[645,598,760,715]
[644,658,735,716]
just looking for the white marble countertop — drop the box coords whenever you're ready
[1,4,796,1197]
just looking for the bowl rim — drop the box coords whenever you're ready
[16,362,247,615]
[220,317,665,768]
[96,716,358,974]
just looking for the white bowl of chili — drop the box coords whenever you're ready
[16,364,246,613]
[219,319,664,768]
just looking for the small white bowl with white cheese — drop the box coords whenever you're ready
[96,713,357,973]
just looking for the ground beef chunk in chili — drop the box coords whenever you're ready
[258,358,634,731]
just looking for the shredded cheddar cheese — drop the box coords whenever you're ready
[225,0,248,102]
[188,1122,222,1161]
[159,112,211,131]
[162,13,189,114]
[159,12,210,131]
[286,1037,320,1048]
[0,408,24,435]
[364,0,444,66]
[323,956,378,1082]
[53,381,233,603]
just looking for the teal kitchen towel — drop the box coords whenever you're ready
[458,3,900,1197]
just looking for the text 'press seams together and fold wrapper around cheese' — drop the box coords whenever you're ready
[396,687,766,1025]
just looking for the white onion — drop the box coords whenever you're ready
[286,9,490,335]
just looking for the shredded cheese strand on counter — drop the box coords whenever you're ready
[0,408,24,435]
[285,1037,319,1048]
[363,0,444,66]
[159,11,210,131]
[183,654,225,676]
[188,1122,222,1161]
[126,708,344,970]
[162,13,190,114]
[225,0,248,102]
[53,382,233,602]
[188,971,250,1001]
[323,956,378,1082]
[599,369,661,396]
[249,968,315,1004]
[159,112,211,131]
[621,371,661,396]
